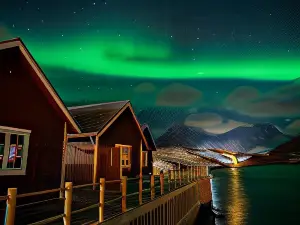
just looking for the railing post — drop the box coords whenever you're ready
[174,169,177,188]
[182,169,185,184]
[187,166,190,182]
[64,182,73,225]
[122,176,127,213]
[179,169,182,186]
[160,173,164,195]
[99,178,105,223]
[168,170,171,191]
[139,174,143,205]
[5,188,17,225]
[150,175,155,200]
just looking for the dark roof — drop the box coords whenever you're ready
[0,38,81,133]
[68,101,129,133]
[141,124,157,151]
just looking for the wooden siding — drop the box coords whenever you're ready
[0,47,68,195]
[98,108,142,179]
[98,147,121,181]
[143,151,153,175]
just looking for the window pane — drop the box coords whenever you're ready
[0,132,5,169]
[122,160,124,165]
[10,134,17,145]
[123,147,128,155]
[18,135,24,145]
[7,135,24,169]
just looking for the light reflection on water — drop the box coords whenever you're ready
[210,165,300,225]
[212,168,249,225]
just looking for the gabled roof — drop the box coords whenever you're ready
[141,124,157,151]
[68,101,150,149]
[0,38,81,133]
[68,100,129,133]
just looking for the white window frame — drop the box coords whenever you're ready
[0,125,31,176]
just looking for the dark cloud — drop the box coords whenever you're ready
[225,79,300,118]
[285,120,300,135]
[184,112,251,134]
[185,113,222,128]
[156,83,202,106]
[0,24,13,41]
[134,82,156,93]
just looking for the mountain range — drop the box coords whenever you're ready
[156,123,293,153]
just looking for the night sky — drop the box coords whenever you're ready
[1,0,300,146]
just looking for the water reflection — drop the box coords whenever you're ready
[212,168,248,225]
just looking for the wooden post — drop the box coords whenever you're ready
[121,177,127,213]
[139,140,143,205]
[168,170,171,191]
[187,166,190,182]
[178,163,181,186]
[160,173,164,195]
[5,188,17,225]
[99,178,105,223]
[60,122,68,198]
[64,182,73,225]
[139,174,143,205]
[150,175,155,200]
[174,169,177,188]
[182,169,185,184]
[93,136,99,190]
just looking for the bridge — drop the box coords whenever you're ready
[1,166,212,225]
[184,147,269,167]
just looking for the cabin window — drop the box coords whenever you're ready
[120,146,132,168]
[0,126,31,176]
[142,151,148,167]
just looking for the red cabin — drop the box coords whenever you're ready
[0,38,80,195]
[66,101,151,184]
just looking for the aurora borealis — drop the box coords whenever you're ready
[1,0,300,147]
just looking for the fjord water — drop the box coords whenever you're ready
[211,165,300,225]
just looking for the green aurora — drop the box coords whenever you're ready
[23,34,300,81]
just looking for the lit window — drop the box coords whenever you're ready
[142,151,148,167]
[0,126,31,176]
[120,146,131,168]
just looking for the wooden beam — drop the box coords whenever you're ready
[60,122,68,198]
[93,136,99,190]
[67,132,97,138]
[140,140,143,176]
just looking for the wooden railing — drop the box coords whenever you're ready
[0,166,210,225]
[97,180,204,225]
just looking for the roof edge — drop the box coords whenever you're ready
[0,38,81,133]
[68,100,130,110]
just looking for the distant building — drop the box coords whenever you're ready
[66,101,151,184]
[141,124,157,175]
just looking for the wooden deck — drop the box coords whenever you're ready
[1,171,210,225]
